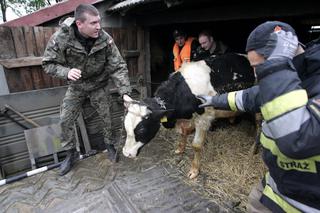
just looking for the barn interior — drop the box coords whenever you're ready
[148,19,319,92]
[108,0,320,93]
[106,1,320,211]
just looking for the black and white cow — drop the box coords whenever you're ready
[123,53,255,179]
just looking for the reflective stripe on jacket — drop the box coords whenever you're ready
[225,60,320,212]
[173,37,195,71]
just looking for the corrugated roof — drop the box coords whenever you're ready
[108,0,161,11]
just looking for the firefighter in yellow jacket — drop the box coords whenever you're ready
[198,21,320,212]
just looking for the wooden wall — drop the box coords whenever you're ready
[0,26,148,93]
[0,26,64,93]
[0,26,149,177]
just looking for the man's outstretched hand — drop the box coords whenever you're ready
[197,95,216,108]
[197,94,230,110]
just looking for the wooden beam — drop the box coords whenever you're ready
[136,3,320,26]
[0,56,43,69]
[144,30,151,97]
[123,50,140,58]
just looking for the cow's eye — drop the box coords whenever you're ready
[143,115,149,120]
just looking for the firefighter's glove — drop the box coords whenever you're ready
[267,30,298,60]
[197,94,230,110]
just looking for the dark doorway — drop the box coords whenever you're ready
[149,17,320,95]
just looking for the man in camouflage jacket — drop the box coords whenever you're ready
[42,4,132,175]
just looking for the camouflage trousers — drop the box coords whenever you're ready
[60,85,113,150]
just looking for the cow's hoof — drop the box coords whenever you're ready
[188,168,199,179]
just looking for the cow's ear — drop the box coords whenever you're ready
[151,109,169,121]
[123,94,133,108]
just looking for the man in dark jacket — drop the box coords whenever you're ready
[198,21,320,212]
[42,4,132,176]
[195,29,230,61]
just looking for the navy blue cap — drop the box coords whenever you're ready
[246,21,296,52]
[173,29,187,39]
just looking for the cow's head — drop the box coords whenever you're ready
[122,95,169,158]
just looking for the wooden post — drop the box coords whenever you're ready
[144,29,151,97]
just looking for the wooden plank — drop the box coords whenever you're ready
[127,28,137,50]
[123,50,140,58]
[23,26,37,56]
[50,76,60,87]
[42,72,53,88]
[120,28,130,78]
[123,49,139,78]
[31,67,45,90]
[34,27,45,56]
[43,27,60,87]
[48,74,65,87]
[23,27,41,90]
[137,27,146,75]
[6,27,39,92]
[60,79,67,86]
[10,27,27,92]
[0,27,16,93]
[112,28,121,50]
[144,30,151,96]
[52,77,63,87]
[0,56,43,69]
[0,27,16,59]
[120,28,128,56]
[19,67,34,91]
[130,28,138,77]
[43,27,56,48]
[4,69,24,92]
[130,58,138,78]
[18,27,35,91]
[11,27,28,58]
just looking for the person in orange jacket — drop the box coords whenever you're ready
[172,29,199,71]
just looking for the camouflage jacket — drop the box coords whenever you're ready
[42,18,132,95]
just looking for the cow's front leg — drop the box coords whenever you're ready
[189,113,212,179]
[249,113,262,157]
[175,120,195,154]
[175,134,188,154]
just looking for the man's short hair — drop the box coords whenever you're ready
[75,4,99,22]
[198,30,213,39]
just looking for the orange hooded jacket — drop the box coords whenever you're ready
[173,37,195,71]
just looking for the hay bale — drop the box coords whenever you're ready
[156,119,267,212]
